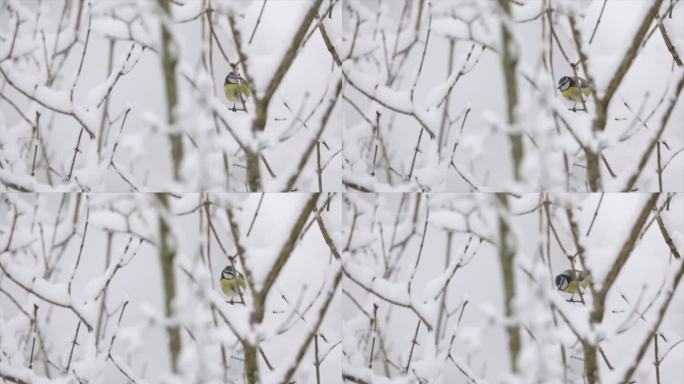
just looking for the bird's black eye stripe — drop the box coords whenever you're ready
[558,77,575,90]
[225,73,243,85]
[555,274,570,289]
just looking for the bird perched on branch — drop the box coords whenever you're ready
[557,76,591,112]
[555,269,589,302]
[224,71,251,112]
[220,265,247,304]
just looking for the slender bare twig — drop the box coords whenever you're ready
[654,12,682,67]
[585,193,604,236]
[248,0,268,44]
[588,0,608,44]
[64,320,81,373]
[246,193,265,237]
[403,320,421,374]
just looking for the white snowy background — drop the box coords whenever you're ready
[0,0,342,192]
[342,193,683,383]
[341,0,684,192]
[1,0,684,383]
[0,192,342,383]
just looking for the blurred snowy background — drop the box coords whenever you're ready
[342,193,683,383]
[2,0,684,383]
[0,192,342,383]
[341,0,684,192]
[0,0,342,192]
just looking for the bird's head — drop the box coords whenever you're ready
[558,76,574,91]
[555,273,570,291]
[222,265,237,280]
[225,71,240,85]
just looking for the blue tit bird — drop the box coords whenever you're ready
[224,71,251,111]
[220,265,247,304]
[557,76,591,111]
[555,269,589,302]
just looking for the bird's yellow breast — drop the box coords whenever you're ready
[561,277,589,293]
[220,278,234,296]
[224,83,251,102]
[220,276,246,296]
[561,86,591,102]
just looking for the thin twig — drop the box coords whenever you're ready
[248,0,268,44]
[585,193,604,236]
[246,193,265,237]
[65,320,82,373]
[404,319,421,374]
[588,0,608,44]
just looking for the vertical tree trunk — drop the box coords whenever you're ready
[95,231,113,345]
[157,193,181,373]
[498,0,523,181]
[97,40,115,158]
[435,231,452,344]
[245,151,261,192]
[587,97,606,191]
[157,0,182,373]
[586,151,601,192]
[583,297,609,383]
[159,0,183,181]
[496,193,520,372]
